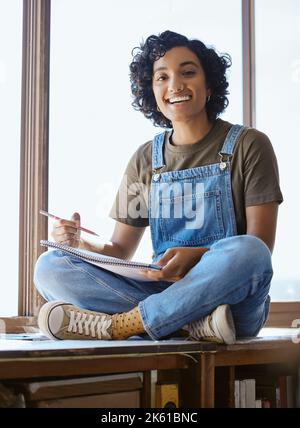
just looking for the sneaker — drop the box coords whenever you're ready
[182,305,236,344]
[38,301,112,340]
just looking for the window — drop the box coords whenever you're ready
[2,0,298,323]
[255,0,300,301]
[0,0,23,316]
[49,0,242,263]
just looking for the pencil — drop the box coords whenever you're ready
[39,209,99,236]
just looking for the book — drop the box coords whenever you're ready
[255,399,262,408]
[261,398,271,408]
[239,379,246,408]
[243,379,256,408]
[40,240,162,281]
[286,375,294,408]
[236,379,256,408]
[234,380,240,408]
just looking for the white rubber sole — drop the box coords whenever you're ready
[212,304,236,344]
[38,300,68,340]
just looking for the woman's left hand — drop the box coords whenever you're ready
[140,247,209,282]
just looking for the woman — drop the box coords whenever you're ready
[34,31,283,343]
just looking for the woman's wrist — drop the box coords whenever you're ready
[78,238,91,251]
[194,247,210,256]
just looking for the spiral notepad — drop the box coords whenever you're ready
[40,240,161,281]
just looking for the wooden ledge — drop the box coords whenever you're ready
[214,327,300,366]
[0,317,38,333]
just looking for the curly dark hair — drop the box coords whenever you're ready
[129,30,232,128]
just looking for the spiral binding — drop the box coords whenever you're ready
[40,240,160,270]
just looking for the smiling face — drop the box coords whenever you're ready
[152,46,211,126]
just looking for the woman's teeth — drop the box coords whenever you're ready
[168,95,192,104]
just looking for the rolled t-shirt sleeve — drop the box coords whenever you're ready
[109,149,149,227]
[242,129,283,206]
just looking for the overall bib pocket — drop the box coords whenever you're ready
[159,186,225,246]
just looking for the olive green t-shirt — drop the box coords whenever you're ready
[109,119,283,234]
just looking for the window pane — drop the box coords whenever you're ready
[49,0,242,262]
[0,1,22,316]
[255,0,300,300]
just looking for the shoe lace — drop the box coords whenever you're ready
[68,310,112,339]
[186,315,214,340]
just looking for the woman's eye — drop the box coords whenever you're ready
[157,75,167,81]
[183,70,196,76]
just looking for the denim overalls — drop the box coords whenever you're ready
[150,125,243,262]
[34,125,273,340]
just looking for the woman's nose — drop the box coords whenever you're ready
[169,77,184,93]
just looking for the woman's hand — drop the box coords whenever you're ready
[140,247,209,282]
[51,212,81,247]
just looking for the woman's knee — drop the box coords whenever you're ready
[34,250,66,297]
[238,235,272,273]
[214,235,273,275]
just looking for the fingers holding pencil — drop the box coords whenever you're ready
[40,210,99,236]
[51,212,82,248]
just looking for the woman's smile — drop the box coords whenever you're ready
[165,94,193,106]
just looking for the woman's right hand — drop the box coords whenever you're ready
[51,212,81,247]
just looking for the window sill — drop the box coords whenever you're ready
[265,301,300,328]
[0,316,38,333]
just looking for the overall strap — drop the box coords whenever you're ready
[220,124,245,156]
[152,132,167,171]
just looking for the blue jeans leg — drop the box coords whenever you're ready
[139,235,273,339]
[34,250,171,314]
